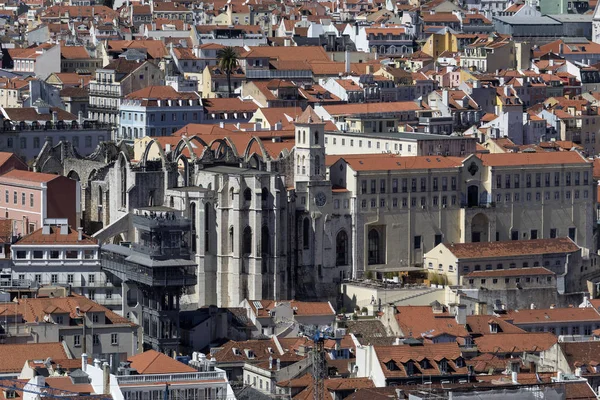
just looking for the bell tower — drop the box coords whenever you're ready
[294,106,325,184]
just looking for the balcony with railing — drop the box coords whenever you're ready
[101,251,197,287]
[0,121,111,132]
[117,371,227,386]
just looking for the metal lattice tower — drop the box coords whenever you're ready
[312,336,326,400]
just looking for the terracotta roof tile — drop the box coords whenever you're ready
[128,350,196,374]
[466,315,525,336]
[0,343,68,373]
[395,306,470,340]
[502,308,600,325]
[337,154,463,172]
[14,225,97,245]
[478,152,589,166]
[0,169,62,184]
[442,238,579,260]
[465,267,555,278]
[474,332,557,353]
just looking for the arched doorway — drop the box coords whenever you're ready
[471,213,489,243]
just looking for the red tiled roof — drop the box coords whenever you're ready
[128,350,196,374]
[14,225,97,245]
[337,154,463,172]
[502,308,600,325]
[474,332,557,353]
[0,343,68,373]
[465,267,555,278]
[478,152,589,166]
[0,169,62,184]
[395,306,470,340]
[442,238,579,259]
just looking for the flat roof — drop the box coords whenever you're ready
[548,14,592,22]
[493,16,562,25]
[326,131,472,141]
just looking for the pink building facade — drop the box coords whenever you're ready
[0,170,79,236]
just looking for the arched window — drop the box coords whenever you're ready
[261,187,268,208]
[244,188,252,201]
[315,155,321,176]
[314,130,319,145]
[302,130,306,144]
[229,226,234,252]
[303,218,310,249]
[243,226,252,255]
[297,155,300,174]
[120,160,127,208]
[190,202,196,252]
[261,226,270,255]
[336,230,349,266]
[230,187,234,201]
[205,203,210,253]
[368,229,380,265]
[302,156,306,175]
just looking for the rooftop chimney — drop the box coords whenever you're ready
[442,89,450,107]
[103,362,110,395]
[77,227,83,241]
[82,353,88,372]
[345,49,351,74]
[276,358,281,371]
[511,371,518,384]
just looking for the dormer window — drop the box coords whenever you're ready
[406,361,414,376]
[232,347,241,356]
[5,390,16,399]
[489,322,499,333]
[386,360,398,371]
[439,359,448,374]
[421,359,429,369]
[456,358,464,368]
[244,349,255,359]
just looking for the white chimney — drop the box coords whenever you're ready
[77,227,83,241]
[276,359,281,371]
[442,90,450,106]
[394,337,401,345]
[82,353,88,372]
[455,304,466,325]
[94,358,101,368]
[557,371,564,381]
[345,49,350,74]
[511,371,518,384]
[103,362,110,395]
[269,356,273,369]
[219,121,224,128]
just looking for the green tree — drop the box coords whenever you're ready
[216,47,238,98]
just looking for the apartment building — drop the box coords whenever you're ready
[500,308,600,336]
[324,131,476,156]
[117,350,233,400]
[424,238,582,288]
[0,100,110,160]
[0,169,79,236]
[117,85,203,141]
[327,151,595,278]
[316,101,422,133]
[9,220,120,310]
[0,294,141,360]
[87,58,163,126]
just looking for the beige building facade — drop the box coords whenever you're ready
[328,152,596,278]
